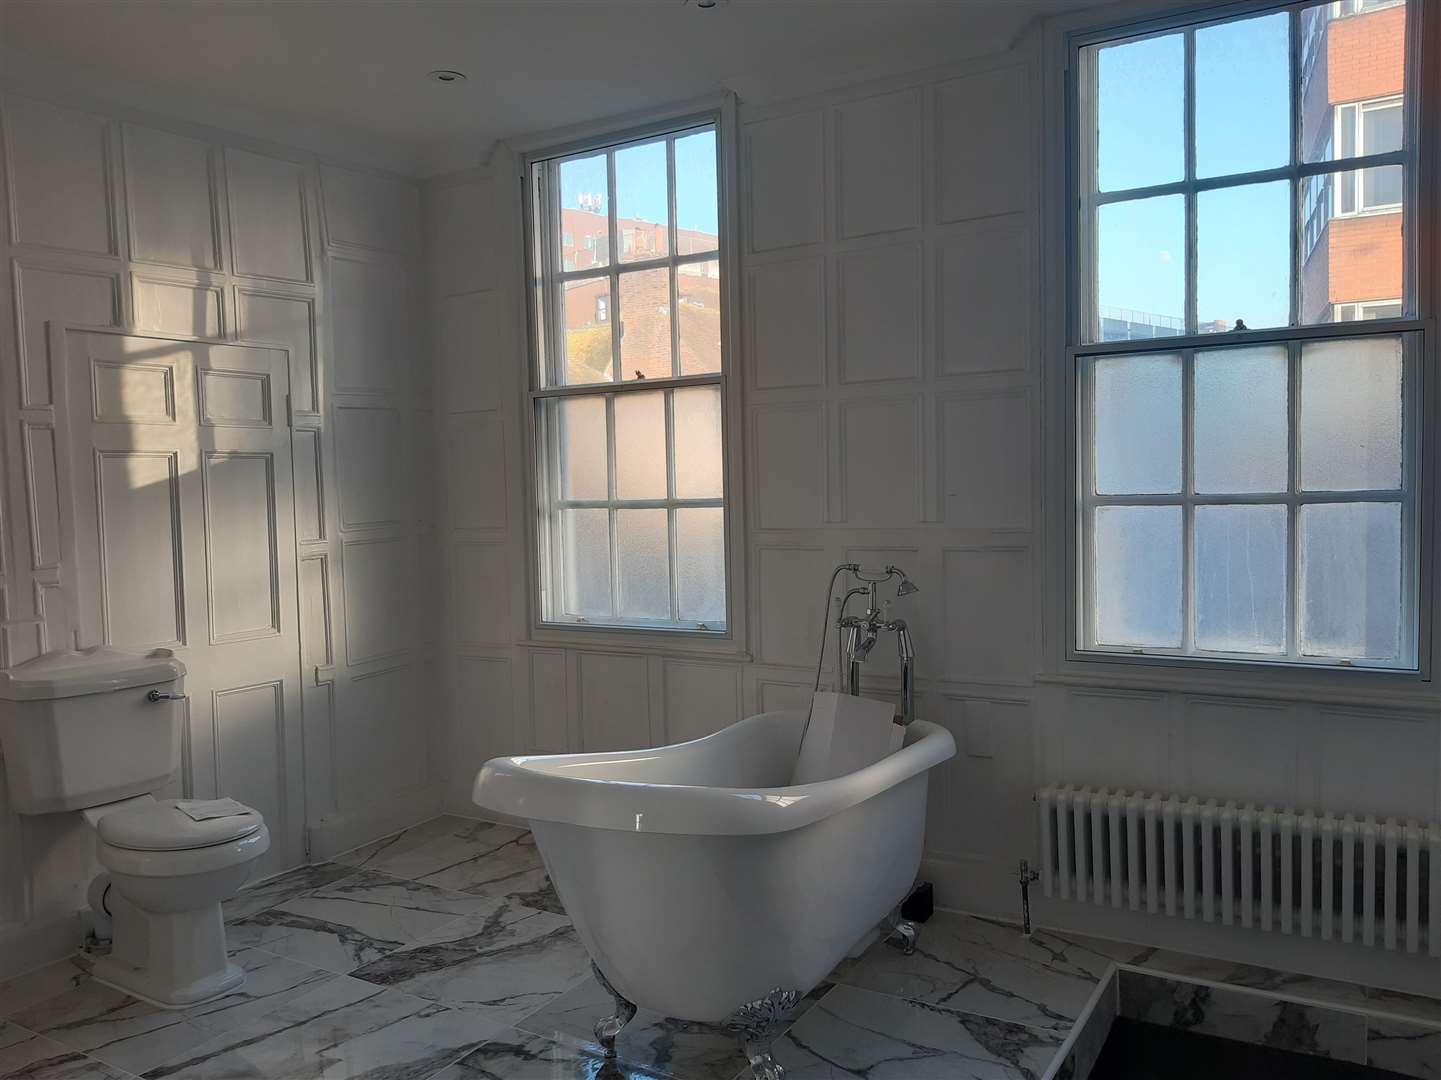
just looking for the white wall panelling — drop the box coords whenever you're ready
[0,88,430,969]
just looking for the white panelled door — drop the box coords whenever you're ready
[60,329,304,876]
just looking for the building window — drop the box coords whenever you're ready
[526,120,728,632]
[1072,1,1421,670]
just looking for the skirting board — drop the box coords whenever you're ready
[305,785,442,862]
[0,910,85,983]
[921,851,1441,1001]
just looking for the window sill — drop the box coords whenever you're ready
[517,631,751,663]
[1036,665,1438,713]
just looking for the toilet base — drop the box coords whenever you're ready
[90,952,245,1009]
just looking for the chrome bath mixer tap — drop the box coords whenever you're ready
[810,564,920,726]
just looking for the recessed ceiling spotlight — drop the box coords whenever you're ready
[427,69,467,84]
[689,0,723,8]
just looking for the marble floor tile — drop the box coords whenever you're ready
[431,1029,670,1080]
[831,913,1148,1032]
[771,984,1065,1080]
[221,862,357,924]
[1365,1016,1441,1079]
[1137,950,1441,1025]
[417,831,551,900]
[0,960,89,1020]
[350,908,591,1031]
[227,871,529,975]
[334,817,528,882]
[134,975,493,1080]
[6,949,334,1077]
[0,1022,133,1080]
[1117,969,1366,1063]
[516,974,834,1080]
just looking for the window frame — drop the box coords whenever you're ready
[519,101,747,649]
[1063,0,1434,681]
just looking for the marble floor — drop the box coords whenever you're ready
[1,815,1437,1080]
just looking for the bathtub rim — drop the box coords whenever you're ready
[471,710,956,836]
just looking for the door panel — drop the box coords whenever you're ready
[62,329,304,876]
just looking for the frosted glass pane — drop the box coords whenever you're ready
[1095,34,1184,192]
[673,386,723,499]
[556,396,607,500]
[615,140,668,264]
[675,128,719,254]
[562,277,613,384]
[1299,502,1402,659]
[561,508,611,618]
[558,153,607,270]
[1097,196,1185,341]
[619,268,672,380]
[1195,13,1289,178]
[677,260,722,374]
[1300,337,1402,491]
[1197,181,1290,333]
[676,507,725,625]
[616,509,670,620]
[614,390,666,499]
[1194,345,1288,494]
[1194,505,1288,653]
[1093,505,1183,647]
[1092,353,1182,494]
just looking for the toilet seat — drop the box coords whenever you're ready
[98,798,263,851]
[98,823,270,879]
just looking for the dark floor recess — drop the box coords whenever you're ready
[1090,1018,1414,1080]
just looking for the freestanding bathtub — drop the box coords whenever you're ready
[473,707,956,1075]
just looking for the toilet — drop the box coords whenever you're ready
[0,647,269,1007]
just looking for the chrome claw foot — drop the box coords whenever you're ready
[724,988,800,1080]
[887,914,918,955]
[590,961,637,1057]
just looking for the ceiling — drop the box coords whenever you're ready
[0,0,1093,176]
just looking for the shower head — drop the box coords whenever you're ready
[895,576,920,598]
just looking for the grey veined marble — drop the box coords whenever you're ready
[350,908,592,1030]
[771,985,1065,1080]
[227,870,532,975]
[832,912,1148,1032]
[431,1029,671,1080]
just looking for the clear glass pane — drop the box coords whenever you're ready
[673,386,723,499]
[1095,33,1184,192]
[1300,336,1402,491]
[561,508,611,618]
[1093,505,1183,647]
[1097,195,1185,341]
[1092,353,1183,494]
[1299,167,1405,323]
[1299,501,1402,658]
[563,277,613,384]
[614,390,667,500]
[615,140,668,264]
[677,260,722,375]
[618,268,673,380]
[616,508,670,620]
[1197,181,1291,332]
[1194,504,1288,653]
[1300,2,1407,164]
[1195,12,1290,178]
[675,128,719,255]
[555,396,607,500]
[558,154,608,271]
[1194,345,1289,494]
[676,507,725,625]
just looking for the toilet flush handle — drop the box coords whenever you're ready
[146,689,188,702]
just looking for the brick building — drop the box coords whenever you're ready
[1299,0,1405,323]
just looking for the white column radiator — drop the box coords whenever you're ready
[1036,786,1440,957]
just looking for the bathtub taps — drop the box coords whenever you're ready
[830,565,921,725]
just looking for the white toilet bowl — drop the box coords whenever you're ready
[88,797,269,1007]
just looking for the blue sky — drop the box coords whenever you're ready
[1097,12,1291,328]
[560,127,719,236]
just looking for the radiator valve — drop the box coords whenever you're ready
[1018,859,1040,937]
